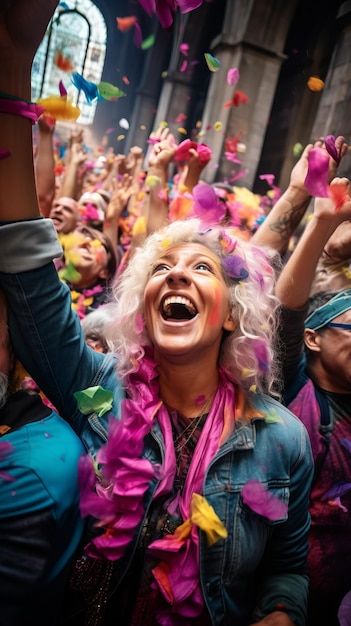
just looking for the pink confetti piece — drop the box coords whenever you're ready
[227,67,239,86]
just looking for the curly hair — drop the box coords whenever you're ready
[108,219,282,396]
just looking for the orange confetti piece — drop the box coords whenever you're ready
[116,16,137,31]
[307,76,324,92]
[328,182,350,212]
[54,51,74,72]
[152,562,173,604]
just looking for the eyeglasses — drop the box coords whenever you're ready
[325,322,351,331]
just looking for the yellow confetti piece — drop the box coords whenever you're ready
[161,237,172,249]
[132,216,147,236]
[140,124,146,130]
[249,384,257,393]
[36,95,81,121]
[70,290,81,300]
[159,121,168,128]
[197,130,205,137]
[145,175,161,187]
[83,297,94,307]
[91,239,103,248]
[161,71,168,79]
[173,519,192,541]
[242,367,255,378]
[191,493,227,546]
[117,134,125,141]
[177,127,187,135]
[214,121,223,131]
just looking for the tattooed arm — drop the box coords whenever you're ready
[252,137,347,256]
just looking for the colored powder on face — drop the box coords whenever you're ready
[207,281,222,326]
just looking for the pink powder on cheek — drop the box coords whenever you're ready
[94,248,104,263]
[207,282,222,326]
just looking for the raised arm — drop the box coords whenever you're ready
[275,178,351,309]
[34,114,56,217]
[252,137,348,256]
[59,133,87,200]
[0,0,59,220]
[144,127,176,235]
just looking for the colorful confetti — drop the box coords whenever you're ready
[204,52,220,72]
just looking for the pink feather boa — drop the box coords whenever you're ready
[78,349,236,624]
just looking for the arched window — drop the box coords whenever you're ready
[31,0,107,125]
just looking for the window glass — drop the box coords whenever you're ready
[31,0,107,125]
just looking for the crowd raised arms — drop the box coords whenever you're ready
[1,2,351,626]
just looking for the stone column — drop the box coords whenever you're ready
[310,0,351,177]
[200,0,299,188]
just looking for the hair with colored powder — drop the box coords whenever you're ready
[109,219,282,396]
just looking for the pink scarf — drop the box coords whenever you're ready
[78,349,236,624]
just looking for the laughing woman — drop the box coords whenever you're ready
[0,2,313,626]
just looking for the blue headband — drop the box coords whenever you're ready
[305,289,351,330]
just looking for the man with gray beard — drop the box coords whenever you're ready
[0,290,86,626]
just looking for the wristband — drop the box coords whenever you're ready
[0,95,45,123]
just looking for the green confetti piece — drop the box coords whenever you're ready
[74,386,114,417]
[264,409,283,424]
[204,52,220,72]
[58,261,81,283]
[141,34,155,50]
[293,142,303,158]
[97,82,126,101]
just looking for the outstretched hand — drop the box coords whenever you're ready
[147,127,177,171]
[289,136,348,194]
[314,177,351,226]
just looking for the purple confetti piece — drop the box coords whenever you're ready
[242,479,288,520]
[222,255,249,281]
[325,135,340,164]
[0,470,16,483]
[0,441,14,460]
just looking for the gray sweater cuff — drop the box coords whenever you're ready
[0,219,63,273]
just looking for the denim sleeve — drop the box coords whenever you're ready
[0,218,62,272]
[253,418,313,626]
[0,248,105,426]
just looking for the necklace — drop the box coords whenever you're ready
[173,395,213,455]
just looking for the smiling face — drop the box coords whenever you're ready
[143,242,235,368]
[66,227,113,288]
[49,197,80,234]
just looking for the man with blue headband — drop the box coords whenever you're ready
[276,176,351,626]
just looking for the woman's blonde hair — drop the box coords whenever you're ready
[108,219,282,396]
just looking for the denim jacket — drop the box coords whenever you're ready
[0,219,313,625]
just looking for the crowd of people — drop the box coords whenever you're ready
[1,2,351,626]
